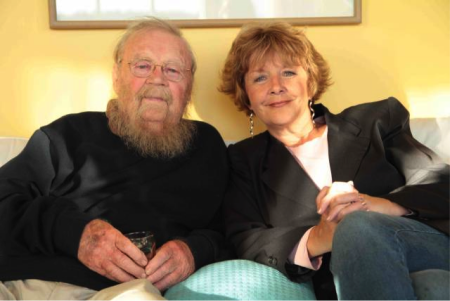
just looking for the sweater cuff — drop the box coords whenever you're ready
[53,204,94,257]
[182,235,214,271]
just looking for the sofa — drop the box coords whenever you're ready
[0,117,449,300]
[409,117,450,164]
[0,136,28,168]
[1,117,449,168]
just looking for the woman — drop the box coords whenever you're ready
[219,22,449,300]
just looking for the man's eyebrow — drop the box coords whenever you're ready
[130,55,152,61]
[130,55,185,65]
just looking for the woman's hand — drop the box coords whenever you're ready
[309,182,410,257]
[307,214,338,257]
[318,181,366,222]
[358,194,409,216]
[321,184,409,222]
[308,182,366,256]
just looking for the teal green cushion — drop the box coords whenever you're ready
[164,260,316,300]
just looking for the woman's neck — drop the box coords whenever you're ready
[269,121,325,147]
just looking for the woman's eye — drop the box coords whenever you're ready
[254,75,267,83]
[282,70,296,77]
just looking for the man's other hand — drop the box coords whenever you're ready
[78,219,148,283]
[145,240,195,291]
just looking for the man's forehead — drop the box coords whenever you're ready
[124,29,189,61]
[127,29,184,50]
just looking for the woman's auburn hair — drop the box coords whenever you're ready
[219,22,332,116]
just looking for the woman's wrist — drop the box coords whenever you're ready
[307,224,332,257]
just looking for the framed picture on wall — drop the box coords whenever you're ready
[49,0,361,29]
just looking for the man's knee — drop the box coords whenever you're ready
[0,279,97,300]
[89,279,164,300]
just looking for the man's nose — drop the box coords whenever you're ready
[146,65,166,84]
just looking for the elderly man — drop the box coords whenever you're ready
[0,18,229,299]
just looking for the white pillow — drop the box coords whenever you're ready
[410,117,450,164]
[0,137,28,167]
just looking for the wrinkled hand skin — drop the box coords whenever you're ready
[78,219,148,283]
[145,240,195,291]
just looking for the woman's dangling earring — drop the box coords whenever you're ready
[249,112,254,138]
[309,100,316,127]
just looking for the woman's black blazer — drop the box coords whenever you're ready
[224,97,449,289]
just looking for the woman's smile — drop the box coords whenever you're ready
[267,100,292,107]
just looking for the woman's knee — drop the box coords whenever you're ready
[333,211,395,251]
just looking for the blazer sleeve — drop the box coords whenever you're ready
[225,144,316,282]
[0,130,93,258]
[381,98,449,231]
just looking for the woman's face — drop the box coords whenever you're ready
[244,54,311,133]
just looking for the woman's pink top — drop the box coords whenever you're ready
[286,124,331,270]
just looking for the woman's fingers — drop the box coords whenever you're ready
[326,192,362,221]
[318,181,358,214]
[328,198,368,222]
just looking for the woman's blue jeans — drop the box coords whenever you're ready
[331,211,449,300]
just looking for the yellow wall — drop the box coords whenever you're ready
[1,0,449,140]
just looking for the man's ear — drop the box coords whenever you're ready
[112,63,120,94]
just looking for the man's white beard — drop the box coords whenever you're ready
[107,98,196,159]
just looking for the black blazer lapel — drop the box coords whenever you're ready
[261,135,319,207]
[324,106,370,182]
[259,105,370,208]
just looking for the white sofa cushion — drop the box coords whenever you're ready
[0,137,29,167]
[410,117,450,164]
[0,117,448,167]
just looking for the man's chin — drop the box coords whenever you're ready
[107,98,195,158]
[138,120,171,136]
[128,118,196,159]
[138,102,169,121]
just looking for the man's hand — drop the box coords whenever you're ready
[78,219,148,283]
[145,240,195,291]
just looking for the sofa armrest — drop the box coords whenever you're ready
[0,137,29,167]
[410,117,450,164]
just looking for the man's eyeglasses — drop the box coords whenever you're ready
[127,60,191,82]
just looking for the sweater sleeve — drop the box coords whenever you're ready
[181,123,232,270]
[0,130,93,258]
[183,226,230,270]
